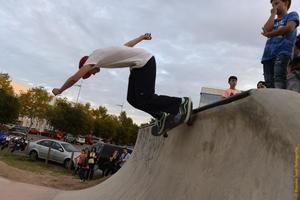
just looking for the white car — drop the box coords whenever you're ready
[76,136,85,145]
[27,139,80,168]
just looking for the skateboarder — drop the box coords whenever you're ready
[52,33,192,135]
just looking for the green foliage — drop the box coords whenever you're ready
[0,73,14,96]
[46,99,93,136]
[93,111,139,145]
[93,115,118,140]
[18,87,53,122]
[47,100,139,145]
[92,106,108,119]
[115,112,138,145]
[0,89,20,124]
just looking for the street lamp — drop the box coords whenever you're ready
[116,103,124,113]
[74,80,83,103]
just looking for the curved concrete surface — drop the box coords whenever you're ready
[1,89,300,200]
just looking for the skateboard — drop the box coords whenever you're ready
[139,112,197,138]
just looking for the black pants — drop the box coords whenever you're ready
[78,166,87,181]
[88,164,95,180]
[103,161,117,176]
[127,57,181,119]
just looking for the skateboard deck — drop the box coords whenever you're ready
[152,104,195,137]
[161,111,198,137]
[140,111,197,137]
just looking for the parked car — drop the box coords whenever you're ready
[0,124,10,131]
[40,130,51,138]
[76,135,85,145]
[29,128,40,135]
[0,131,8,146]
[64,134,76,144]
[3,124,15,129]
[85,136,100,145]
[27,139,80,168]
[52,132,65,140]
[10,126,28,134]
[89,143,133,170]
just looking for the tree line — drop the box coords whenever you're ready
[0,73,139,145]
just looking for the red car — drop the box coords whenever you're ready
[40,130,64,140]
[85,136,100,145]
[53,132,65,140]
[40,131,51,137]
[29,128,40,135]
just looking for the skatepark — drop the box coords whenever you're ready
[0,89,299,200]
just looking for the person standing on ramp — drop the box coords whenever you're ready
[52,33,192,135]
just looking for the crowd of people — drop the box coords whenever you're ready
[75,147,131,182]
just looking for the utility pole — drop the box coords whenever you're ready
[74,80,83,103]
[116,104,124,113]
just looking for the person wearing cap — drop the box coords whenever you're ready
[52,33,192,135]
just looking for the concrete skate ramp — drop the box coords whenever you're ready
[1,89,300,200]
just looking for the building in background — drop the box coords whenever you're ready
[11,80,53,131]
[199,87,224,107]
[11,80,30,95]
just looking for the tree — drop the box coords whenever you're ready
[0,89,20,124]
[18,87,53,126]
[93,114,118,140]
[0,73,14,96]
[47,98,139,145]
[92,106,108,119]
[47,99,93,136]
[115,111,138,145]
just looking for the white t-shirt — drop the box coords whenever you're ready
[85,46,153,69]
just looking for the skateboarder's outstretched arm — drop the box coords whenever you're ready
[124,33,152,47]
[52,64,98,96]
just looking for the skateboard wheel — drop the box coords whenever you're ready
[163,133,168,138]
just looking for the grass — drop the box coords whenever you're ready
[0,150,71,176]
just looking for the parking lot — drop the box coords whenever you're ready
[27,134,90,150]
[0,130,105,190]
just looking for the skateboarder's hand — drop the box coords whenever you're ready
[142,33,152,40]
[52,88,62,96]
[271,6,277,16]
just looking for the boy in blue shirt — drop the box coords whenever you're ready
[261,0,299,89]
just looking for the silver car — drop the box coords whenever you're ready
[27,139,80,168]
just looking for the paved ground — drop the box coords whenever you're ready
[0,89,299,200]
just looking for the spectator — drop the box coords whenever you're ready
[223,76,241,98]
[116,148,131,170]
[103,150,119,177]
[287,34,300,92]
[257,81,267,89]
[78,149,88,182]
[261,0,299,89]
[87,147,97,180]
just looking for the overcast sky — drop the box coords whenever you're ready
[1,0,299,124]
